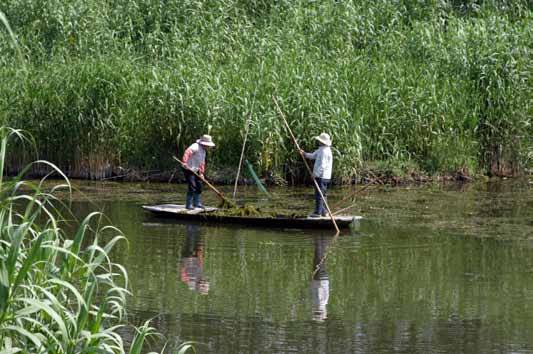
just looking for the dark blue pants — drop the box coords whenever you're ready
[314,178,330,215]
[183,169,203,194]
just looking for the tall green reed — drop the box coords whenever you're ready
[0,1,531,181]
[0,127,194,352]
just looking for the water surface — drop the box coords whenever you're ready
[69,180,533,353]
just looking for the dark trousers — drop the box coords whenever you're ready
[183,169,203,194]
[314,178,330,215]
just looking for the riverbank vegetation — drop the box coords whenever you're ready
[0,1,531,182]
[0,128,190,352]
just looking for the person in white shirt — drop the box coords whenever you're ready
[182,134,215,209]
[300,133,333,217]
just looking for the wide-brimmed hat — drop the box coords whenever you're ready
[314,132,332,146]
[196,134,215,147]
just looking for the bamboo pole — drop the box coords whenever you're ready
[173,156,236,207]
[233,75,259,199]
[233,114,252,199]
[311,233,338,279]
[272,95,340,234]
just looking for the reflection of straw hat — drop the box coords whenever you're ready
[314,133,332,146]
[197,134,215,147]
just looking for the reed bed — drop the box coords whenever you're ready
[0,1,531,181]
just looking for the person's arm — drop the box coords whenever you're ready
[182,148,193,164]
[300,149,318,159]
[182,144,198,166]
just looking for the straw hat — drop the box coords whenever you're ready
[196,134,215,147]
[314,133,332,146]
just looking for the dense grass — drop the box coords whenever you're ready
[0,1,532,181]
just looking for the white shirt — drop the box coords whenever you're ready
[304,146,332,179]
[183,143,206,173]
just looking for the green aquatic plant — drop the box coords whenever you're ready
[214,204,311,219]
[216,204,264,217]
[0,1,531,179]
[217,198,238,210]
[0,128,190,352]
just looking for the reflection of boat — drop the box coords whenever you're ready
[142,204,361,229]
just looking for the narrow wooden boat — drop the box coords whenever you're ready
[142,204,361,229]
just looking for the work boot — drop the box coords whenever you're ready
[309,208,321,218]
[185,192,194,210]
[193,193,204,209]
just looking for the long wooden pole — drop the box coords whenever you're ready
[173,156,235,207]
[233,77,259,199]
[233,114,252,199]
[272,96,340,234]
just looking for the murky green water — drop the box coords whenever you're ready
[69,180,532,353]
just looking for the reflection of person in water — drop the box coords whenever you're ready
[179,224,209,295]
[311,236,330,321]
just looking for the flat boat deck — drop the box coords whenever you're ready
[142,204,361,229]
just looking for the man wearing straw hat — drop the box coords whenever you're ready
[182,134,215,210]
[300,133,333,218]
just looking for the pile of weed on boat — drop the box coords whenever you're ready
[215,202,307,219]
